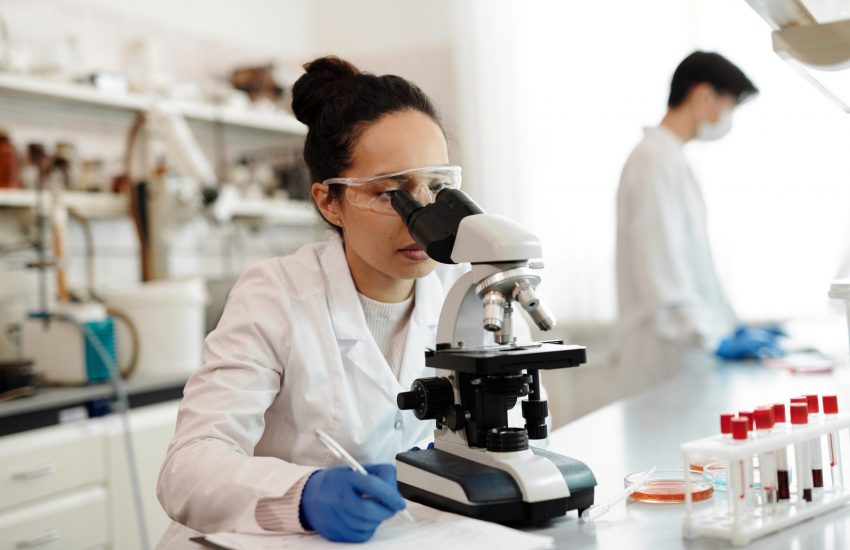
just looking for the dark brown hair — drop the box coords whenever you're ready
[668,51,758,108]
[291,56,442,233]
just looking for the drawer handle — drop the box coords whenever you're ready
[11,463,59,481]
[16,528,61,548]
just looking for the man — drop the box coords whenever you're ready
[615,51,781,392]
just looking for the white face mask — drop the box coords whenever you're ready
[696,109,733,141]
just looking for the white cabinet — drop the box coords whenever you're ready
[0,400,180,549]
[0,422,105,511]
[0,486,109,550]
[104,402,178,550]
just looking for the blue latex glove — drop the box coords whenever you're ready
[299,464,406,543]
[409,442,435,451]
[715,326,785,360]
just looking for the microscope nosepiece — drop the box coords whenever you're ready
[481,290,507,332]
[513,281,556,331]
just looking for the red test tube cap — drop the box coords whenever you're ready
[805,394,820,414]
[791,397,807,405]
[773,403,786,423]
[738,411,754,431]
[720,413,734,434]
[790,402,809,425]
[754,406,775,429]
[732,417,749,440]
[823,395,839,415]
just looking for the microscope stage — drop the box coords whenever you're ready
[426,342,586,374]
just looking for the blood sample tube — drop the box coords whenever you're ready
[791,402,813,502]
[755,406,778,511]
[774,403,791,500]
[823,395,843,489]
[804,395,824,488]
[730,417,751,516]
[720,413,735,439]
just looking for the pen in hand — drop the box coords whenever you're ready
[315,429,416,523]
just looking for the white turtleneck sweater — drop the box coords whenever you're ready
[357,291,414,379]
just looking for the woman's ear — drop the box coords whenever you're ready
[311,183,342,227]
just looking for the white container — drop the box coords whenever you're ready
[101,277,206,379]
[829,279,850,359]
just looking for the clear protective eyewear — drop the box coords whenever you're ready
[323,165,462,216]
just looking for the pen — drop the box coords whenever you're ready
[315,428,415,522]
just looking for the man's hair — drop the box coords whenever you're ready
[668,51,758,108]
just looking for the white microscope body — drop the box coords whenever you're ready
[392,189,595,523]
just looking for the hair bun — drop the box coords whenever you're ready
[292,56,361,127]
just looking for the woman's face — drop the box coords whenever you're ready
[317,109,449,290]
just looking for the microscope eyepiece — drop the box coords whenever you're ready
[391,189,425,225]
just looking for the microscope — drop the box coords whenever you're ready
[392,188,596,523]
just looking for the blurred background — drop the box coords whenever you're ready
[0,0,849,546]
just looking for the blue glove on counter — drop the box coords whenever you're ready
[409,442,435,451]
[299,464,406,543]
[715,326,785,361]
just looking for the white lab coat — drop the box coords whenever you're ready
[614,126,736,393]
[156,234,532,548]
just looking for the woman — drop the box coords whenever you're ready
[156,56,497,547]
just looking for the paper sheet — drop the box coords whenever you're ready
[202,501,554,550]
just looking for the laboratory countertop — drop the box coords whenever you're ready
[0,373,188,436]
[534,360,850,549]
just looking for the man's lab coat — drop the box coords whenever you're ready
[614,126,736,393]
[155,233,532,547]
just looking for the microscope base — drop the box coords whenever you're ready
[396,447,596,524]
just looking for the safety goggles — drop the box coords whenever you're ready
[323,165,462,216]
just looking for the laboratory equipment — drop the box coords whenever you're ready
[391,188,596,523]
[791,402,814,502]
[681,395,850,546]
[100,277,205,379]
[746,0,850,112]
[754,407,778,511]
[579,466,657,522]
[824,395,844,487]
[804,394,825,487]
[624,469,713,504]
[774,403,791,500]
[22,303,114,384]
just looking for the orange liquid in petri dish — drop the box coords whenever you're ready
[629,480,714,503]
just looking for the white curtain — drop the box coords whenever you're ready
[451,0,850,325]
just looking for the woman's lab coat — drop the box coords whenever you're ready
[614,126,736,393]
[156,234,530,548]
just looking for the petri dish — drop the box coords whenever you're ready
[702,461,727,491]
[689,456,722,472]
[624,469,714,503]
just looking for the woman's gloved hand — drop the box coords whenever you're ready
[299,464,406,542]
[715,326,785,360]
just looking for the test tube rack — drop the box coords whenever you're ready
[680,413,850,546]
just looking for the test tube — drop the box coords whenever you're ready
[774,403,791,500]
[791,402,813,502]
[823,395,843,489]
[730,417,751,518]
[755,406,778,511]
[805,394,824,488]
[720,413,735,439]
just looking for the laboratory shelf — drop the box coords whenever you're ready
[0,189,128,219]
[0,72,306,135]
[226,196,318,225]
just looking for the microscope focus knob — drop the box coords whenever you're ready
[486,427,529,452]
[397,377,454,420]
